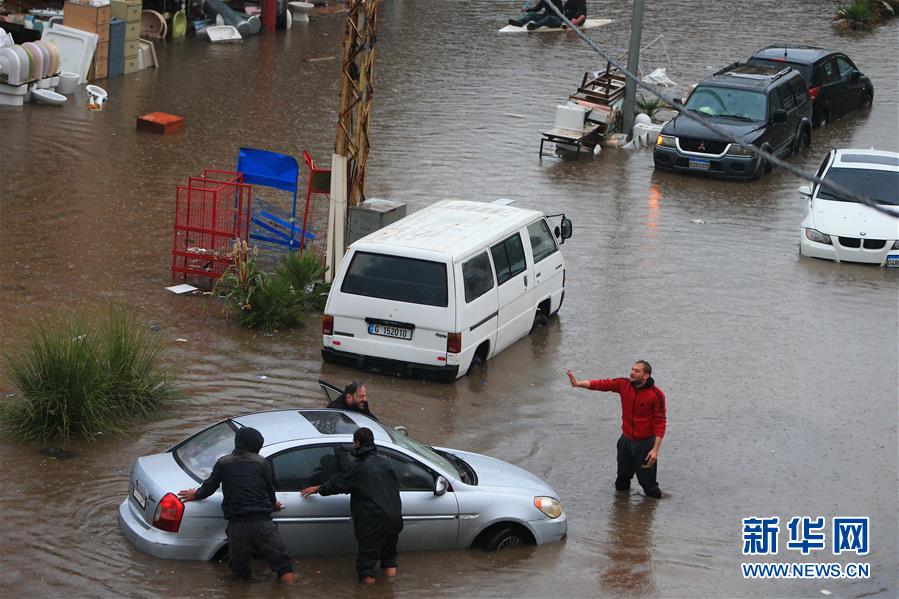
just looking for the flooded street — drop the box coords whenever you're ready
[1,1,897,596]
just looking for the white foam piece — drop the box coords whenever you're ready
[498,18,611,33]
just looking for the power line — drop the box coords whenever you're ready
[542,2,899,219]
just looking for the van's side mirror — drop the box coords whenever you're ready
[560,217,573,243]
[798,185,812,197]
[393,425,408,437]
[434,475,449,496]
[772,109,787,123]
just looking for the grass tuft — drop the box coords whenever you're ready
[1,308,180,443]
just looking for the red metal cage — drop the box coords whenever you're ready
[171,170,252,286]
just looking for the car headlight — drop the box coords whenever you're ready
[726,143,756,156]
[805,228,832,245]
[893,240,899,250]
[656,134,676,148]
[534,496,562,519]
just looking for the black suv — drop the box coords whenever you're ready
[653,63,812,181]
[748,45,874,127]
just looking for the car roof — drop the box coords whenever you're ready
[831,149,899,172]
[349,200,545,262]
[704,62,797,91]
[231,409,390,447]
[751,45,836,64]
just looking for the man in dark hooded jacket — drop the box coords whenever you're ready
[300,427,403,583]
[179,427,295,584]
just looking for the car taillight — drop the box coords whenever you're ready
[809,86,820,101]
[447,332,462,354]
[153,492,184,533]
[322,315,334,335]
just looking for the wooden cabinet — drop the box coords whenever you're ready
[111,0,142,74]
[64,1,110,80]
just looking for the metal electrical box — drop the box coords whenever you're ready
[347,198,407,245]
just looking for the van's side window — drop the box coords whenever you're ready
[462,252,495,303]
[527,220,558,264]
[490,233,526,286]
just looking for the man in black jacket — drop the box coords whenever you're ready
[178,427,295,584]
[301,427,403,583]
[327,381,379,421]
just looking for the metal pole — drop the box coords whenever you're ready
[621,0,644,139]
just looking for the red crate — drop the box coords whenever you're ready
[171,170,252,287]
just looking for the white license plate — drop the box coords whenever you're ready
[132,479,147,509]
[688,158,710,171]
[368,323,412,340]
[887,255,899,268]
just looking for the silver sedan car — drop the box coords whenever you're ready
[118,408,567,560]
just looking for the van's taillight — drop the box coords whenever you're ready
[447,332,462,354]
[809,86,820,101]
[153,493,184,532]
[322,315,334,335]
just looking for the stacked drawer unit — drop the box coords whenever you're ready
[111,0,142,74]
[63,1,110,80]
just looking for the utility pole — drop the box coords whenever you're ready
[621,0,644,139]
[327,0,380,281]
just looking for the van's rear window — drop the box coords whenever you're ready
[342,252,448,307]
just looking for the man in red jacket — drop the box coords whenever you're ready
[566,360,666,498]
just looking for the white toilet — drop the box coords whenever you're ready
[288,2,313,23]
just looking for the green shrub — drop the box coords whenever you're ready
[216,242,329,331]
[1,309,179,443]
[635,94,667,121]
[835,0,875,28]
[275,249,331,312]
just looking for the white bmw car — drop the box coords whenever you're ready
[799,148,899,267]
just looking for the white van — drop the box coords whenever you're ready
[321,200,572,381]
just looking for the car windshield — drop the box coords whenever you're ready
[173,420,238,480]
[385,427,463,480]
[817,168,899,205]
[748,58,812,83]
[685,86,767,121]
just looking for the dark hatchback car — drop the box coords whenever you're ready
[653,62,812,181]
[748,45,873,127]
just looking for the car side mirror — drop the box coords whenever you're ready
[850,70,861,81]
[393,425,408,437]
[772,109,787,123]
[560,217,573,243]
[434,475,449,496]
[798,185,812,197]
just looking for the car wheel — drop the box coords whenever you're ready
[793,128,810,155]
[529,310,548,333]
[483,526,528,551]
[862,90,873,108]
[816,108,830,128]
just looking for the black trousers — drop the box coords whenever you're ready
[226,519,293,579]
[615,434,661,498]
[355,518,401,580]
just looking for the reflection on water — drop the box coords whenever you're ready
[0,0,896,596]
[601,494,658,596]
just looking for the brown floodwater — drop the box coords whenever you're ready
[1,1,897,597]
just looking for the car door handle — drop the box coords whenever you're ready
[524,275,528,287]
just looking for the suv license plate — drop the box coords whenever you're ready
[369,323,412,340]
[688,158,710,171]
[132,479,147,509]
[886,255,899,268]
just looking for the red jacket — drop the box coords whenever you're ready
[588,377,666,441]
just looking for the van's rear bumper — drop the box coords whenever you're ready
[322,347,459,382]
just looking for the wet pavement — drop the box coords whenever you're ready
[1,1,897,597]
